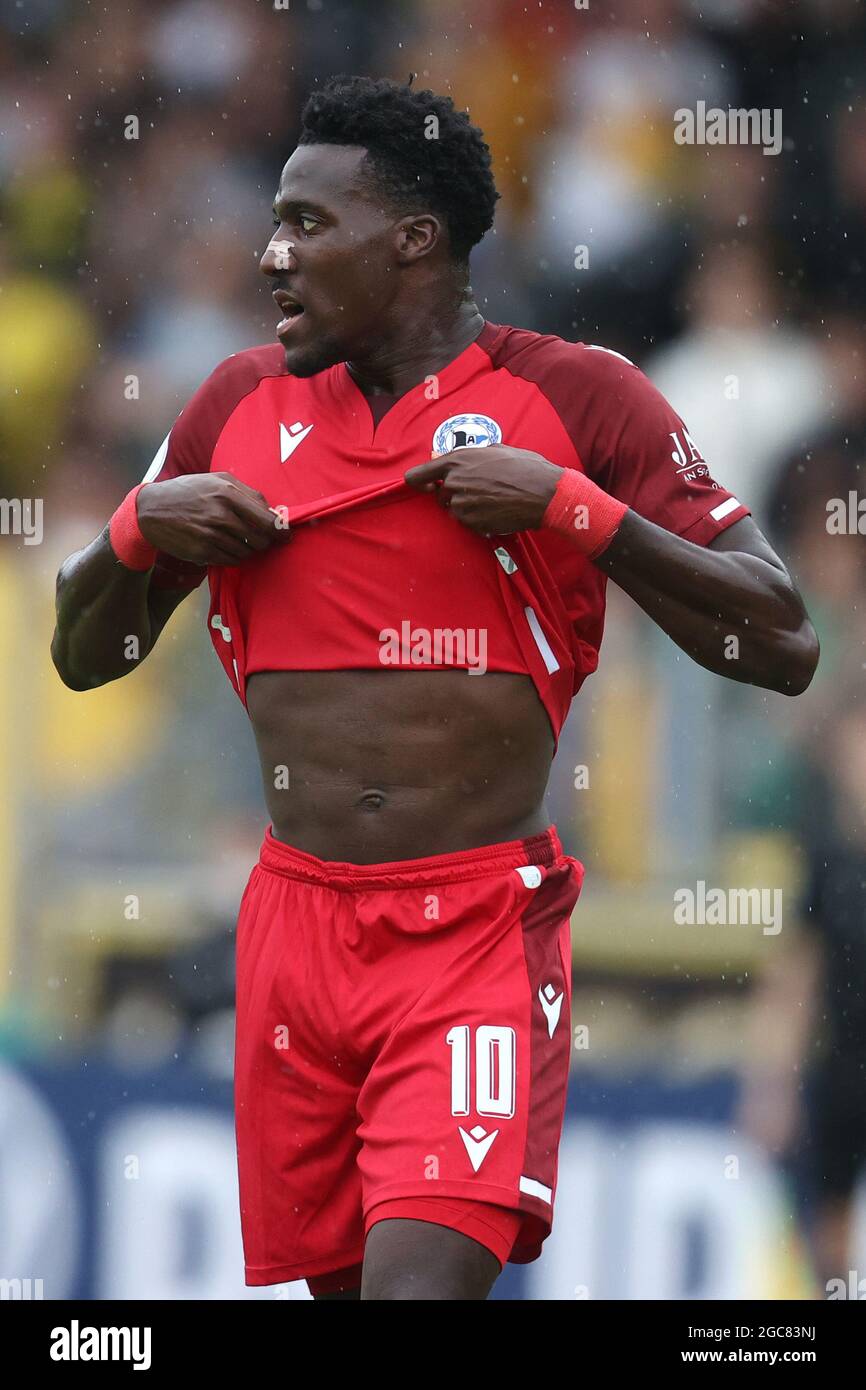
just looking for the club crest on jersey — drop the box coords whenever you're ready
[433,413,502,455]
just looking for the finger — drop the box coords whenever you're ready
[207,532,255,563]
[453,512,490,535]
[404,458,454,490]
[220,476,291,539]
[446,497,489,532]
[226,491,288,542]
[206,513,271,555]
[204,542,251,566]
[235,528,272,553]
[217,474,270,508]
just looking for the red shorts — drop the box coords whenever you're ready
[234,825,584,1286]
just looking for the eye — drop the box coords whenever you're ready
[298,214,318,235]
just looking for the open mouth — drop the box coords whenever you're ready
[273,289,305,337]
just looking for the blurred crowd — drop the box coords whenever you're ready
[2,0,866,1287]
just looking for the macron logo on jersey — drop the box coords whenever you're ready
[280,421,314,462]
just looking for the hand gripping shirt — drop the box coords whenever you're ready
[144,321,750,748]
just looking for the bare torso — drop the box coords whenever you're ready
[245,669,555,863]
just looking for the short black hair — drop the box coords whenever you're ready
[298,75,499,262]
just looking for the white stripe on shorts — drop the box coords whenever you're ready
[519,1175,553,1204]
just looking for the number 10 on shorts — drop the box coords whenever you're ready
[446,1025,516,1118]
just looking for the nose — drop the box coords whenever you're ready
[260,235,297,279]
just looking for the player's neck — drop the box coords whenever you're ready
[345,299,485,400]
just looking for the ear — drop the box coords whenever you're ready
[394,214,441,264]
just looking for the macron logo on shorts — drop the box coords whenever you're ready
[538,983,564,1038]
[459,1125,499,1172]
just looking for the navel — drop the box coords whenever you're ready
[357,788,387,811]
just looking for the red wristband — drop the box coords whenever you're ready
[542,468,628,558]
[108,483,158,572]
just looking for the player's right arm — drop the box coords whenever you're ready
[52,350,291,691]
[51,472,286,691]
[51,523,179,692]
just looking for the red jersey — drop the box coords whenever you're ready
[143,321,749,746]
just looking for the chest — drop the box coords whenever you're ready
[208,369,582,516]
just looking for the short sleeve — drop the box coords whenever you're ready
[138,348,283,590]
[583,347,751,547]
[140,377,217,591]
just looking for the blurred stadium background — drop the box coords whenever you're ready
[2,0,866,1299]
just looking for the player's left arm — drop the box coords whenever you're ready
[591,508,818,695]
[405,448,818,697]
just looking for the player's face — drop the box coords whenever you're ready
[262,144,403,376]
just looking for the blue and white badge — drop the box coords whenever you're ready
[432,413,502,455]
